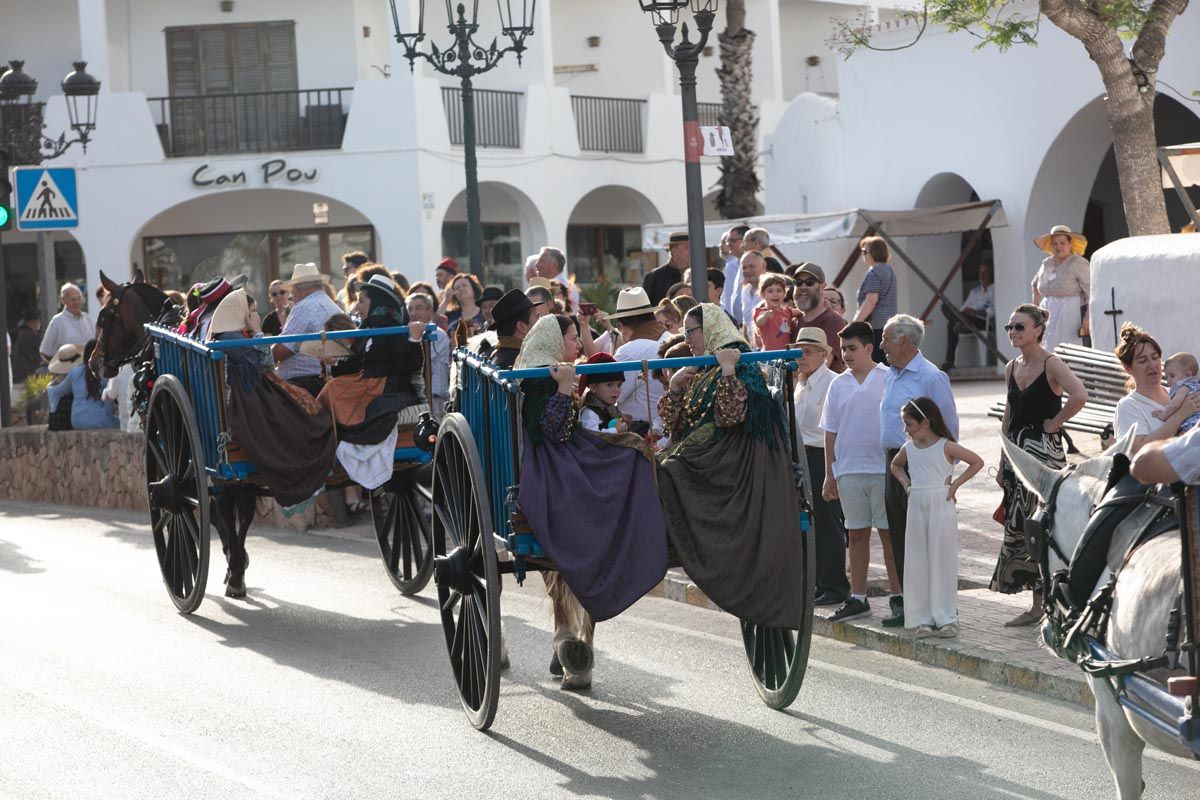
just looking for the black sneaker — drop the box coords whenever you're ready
[881,595,905,628]
[828,597,871,622]
[814,590,847,607]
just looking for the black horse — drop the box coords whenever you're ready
[92,270,257,598]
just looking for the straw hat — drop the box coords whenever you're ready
[298,337,355,360]
[1034,225,1087,256]
[283,262,331,288]
[49,343,84,375]
[792,326,831,354]
[607,287,656,320]
[664,231,688,249]
[527,277,554,292]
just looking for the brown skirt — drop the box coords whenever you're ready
[658,425,806,629]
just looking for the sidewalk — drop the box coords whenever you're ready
[650,379,1099,707]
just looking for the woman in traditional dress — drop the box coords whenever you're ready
[656,303,806,630]
[1031,225,1090,350]
[990,304,1087,626]
[515,314,669,690]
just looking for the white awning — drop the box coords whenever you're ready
[641,200,1007,250]
[1160,142,1200,189]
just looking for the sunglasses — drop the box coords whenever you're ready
[270,290,288,297]
[796,278,819,287]
[1003,323,1033,333]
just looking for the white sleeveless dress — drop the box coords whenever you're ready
[902,438,959,628]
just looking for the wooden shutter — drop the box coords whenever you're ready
[263,22,298,91]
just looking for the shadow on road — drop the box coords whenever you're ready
[0,537,45,575]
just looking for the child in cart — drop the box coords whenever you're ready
[888,396,984,639]
[578,352,632,435]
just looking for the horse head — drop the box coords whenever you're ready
[92,269,177,379]
[999,428,1137,571]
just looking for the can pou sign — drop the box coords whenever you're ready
[191,158,318,189]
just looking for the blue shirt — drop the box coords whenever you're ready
[721,255,742,320]
[47,365,119,430]
[880,352,959,450]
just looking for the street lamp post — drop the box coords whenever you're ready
[389,1,536,277]
[638,1,718,294]
[0,60,101,428]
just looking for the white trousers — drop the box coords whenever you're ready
[904,487,960,628]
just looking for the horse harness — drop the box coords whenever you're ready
[95,281,181,416]
[1032,455,1187,687]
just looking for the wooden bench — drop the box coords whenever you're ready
[987,343,1133,437]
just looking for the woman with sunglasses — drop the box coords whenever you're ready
[261,280,291,336]
[990,303,1087,626]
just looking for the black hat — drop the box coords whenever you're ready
[353,274,403,310]
[491,289,534,327]
[480,285,504,304]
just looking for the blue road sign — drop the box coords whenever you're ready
[15,167,78,231]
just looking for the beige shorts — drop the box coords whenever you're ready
[837,472,888,530]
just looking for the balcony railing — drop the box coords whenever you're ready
[571,95,646,154]
[148,87,353,157]
[698,102,723,128]
[441,87,522,148]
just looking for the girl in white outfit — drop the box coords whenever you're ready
[889,397,984,638]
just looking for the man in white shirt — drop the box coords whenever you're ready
[738,251,767,338]
[535,246,579,312]
[609,287,671,433]
[820,320,897,623]
[720,224,749,319]
[39,283,94,363]
[940,261,995,371]
[793,327,849,606]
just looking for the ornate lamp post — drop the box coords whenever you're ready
[389,1,536,276]
[637,1,717,293]
[0,60,101,427]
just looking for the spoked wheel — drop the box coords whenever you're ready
[741,513,816,709]
[371,472,435,595]
[144,375,211,614]
[431,413,501,731]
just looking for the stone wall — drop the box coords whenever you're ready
[0,427,148,511]
[0,427,343,531]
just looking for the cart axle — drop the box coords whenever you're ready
[435,546,476,595]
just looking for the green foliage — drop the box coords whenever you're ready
[16,373,54,418]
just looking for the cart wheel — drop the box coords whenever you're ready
[144,375,211,614]
[741,516,815,709]
[371,474,435,595]
[431,413,501,731]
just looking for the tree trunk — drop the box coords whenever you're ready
[1041,1,1171,235]
[715,0,760,219]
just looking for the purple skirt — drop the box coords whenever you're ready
[517,430,669,621]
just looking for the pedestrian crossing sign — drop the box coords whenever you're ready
[15,167,78,230]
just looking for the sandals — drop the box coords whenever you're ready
[914,625,935,638]
[1004,610,1042,627]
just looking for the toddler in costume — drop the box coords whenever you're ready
[579,352,631,435]
[889,396,984,639]
[1153,352,1200,435]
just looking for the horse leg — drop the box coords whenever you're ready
[223,488,255,598]
[543,572,593,690]
[1089,675,1145,800]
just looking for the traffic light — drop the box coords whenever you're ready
[0,146,12,231]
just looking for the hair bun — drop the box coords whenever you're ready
[1119,322,1145,343]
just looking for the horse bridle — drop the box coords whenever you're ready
[1024,464,1077,589]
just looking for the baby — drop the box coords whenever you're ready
[1153,352,1200,435]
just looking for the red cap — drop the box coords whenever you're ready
[577,352,624,396]
[436,258,459,274]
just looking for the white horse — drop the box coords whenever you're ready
[1002,430,1193,799]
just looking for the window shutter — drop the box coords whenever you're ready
[166,28,200,96]
[232,25,266,93]
[263,22,299,91]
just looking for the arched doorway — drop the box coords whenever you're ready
[441,182,547,291]
[133,188,376,304]
[566,185,663,291]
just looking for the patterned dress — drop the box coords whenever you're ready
[990,360,1065,593]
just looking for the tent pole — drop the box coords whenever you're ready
[1158,149,1200,229]
[918,200,1000,321]
[857,210,1007,366]
[831,223,873,287]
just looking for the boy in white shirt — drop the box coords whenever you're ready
[820,320,899,622]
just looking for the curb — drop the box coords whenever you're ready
[650,572,1092,708]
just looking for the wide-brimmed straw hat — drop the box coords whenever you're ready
[607,287,656,320]
[1034,225,1087,255]
[49,343,84,375]
[284,262,331,288]
[792,326,831,354]
[298,337,355,360]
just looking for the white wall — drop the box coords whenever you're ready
[549,0,674,98]
[778,0,858,98]
[0,0,83,103]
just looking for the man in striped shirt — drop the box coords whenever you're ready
[272,263,341,396]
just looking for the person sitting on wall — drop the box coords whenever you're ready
[47,341,118,430]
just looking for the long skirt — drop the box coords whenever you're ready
[517,430,669,622]
[658,426,806,629]
[989,426,1065,593]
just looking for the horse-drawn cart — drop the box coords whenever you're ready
[142,324,438,613]
[429,349,816,730]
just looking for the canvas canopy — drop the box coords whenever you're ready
[641,200,1008,250]
[1158,142,1200,228]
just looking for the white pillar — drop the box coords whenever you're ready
[76,0,111,91]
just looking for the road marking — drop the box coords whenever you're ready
[0,679,302,799]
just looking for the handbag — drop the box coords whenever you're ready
[48,393,74,431]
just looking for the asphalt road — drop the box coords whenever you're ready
[3,503,1198,800]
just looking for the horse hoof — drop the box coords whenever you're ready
[554,638,594,677]
[225,573,247,598]
[560,670,592,692]
[549,651,563,677]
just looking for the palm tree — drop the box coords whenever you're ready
[715,0,760,219]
